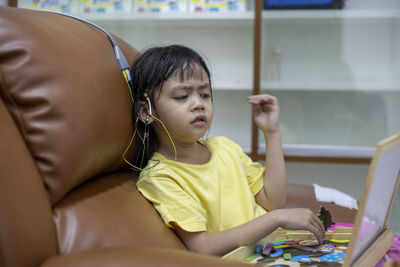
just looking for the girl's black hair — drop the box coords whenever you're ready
[129,44,212,169]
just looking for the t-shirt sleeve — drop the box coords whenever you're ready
[137,175,207,233]
[221,137,265,196]
[240,150,265,196]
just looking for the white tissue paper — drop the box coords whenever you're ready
[313,183,358,210]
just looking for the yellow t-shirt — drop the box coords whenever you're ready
[137,136,266,234]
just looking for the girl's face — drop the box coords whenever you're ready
[151,64,213,147]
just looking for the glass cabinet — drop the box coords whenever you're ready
[253,0,400,162]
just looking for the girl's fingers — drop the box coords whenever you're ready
[311,216,325,243]
[316,216,326,234]
[247,94,277,105]
[248,96,278,114]
[308,223,323,244]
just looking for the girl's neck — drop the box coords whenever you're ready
[158,140,210,165]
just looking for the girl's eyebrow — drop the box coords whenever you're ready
[199,83,210,89]
[171,85,190,91]
[171,82,210,91]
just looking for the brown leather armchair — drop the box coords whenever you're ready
[0,6,355,267]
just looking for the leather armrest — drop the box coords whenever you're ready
[42,184,356,267]
[39,247,249,267]
[287,183,357,223]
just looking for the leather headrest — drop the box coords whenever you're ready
[0,6,139,205]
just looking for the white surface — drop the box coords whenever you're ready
[351,138,400,263]
[260,143,375,158]
[314,183,359,210]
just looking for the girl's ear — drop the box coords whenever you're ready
[138,101,154,124]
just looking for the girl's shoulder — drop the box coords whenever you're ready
[203,136,242,152]
[137,153,171,179]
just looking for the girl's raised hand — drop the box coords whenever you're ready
[269,208,326,244]
[247,94,280,135]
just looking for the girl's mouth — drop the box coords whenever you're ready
[191,115,207,125]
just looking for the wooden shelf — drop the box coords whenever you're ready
[249,153,372,164]
[281,144,375,158]
[262,9,400,20]
[248,144,374,164]
[76,9,400,22]
[261,81,400,91]
[83,11,254,23]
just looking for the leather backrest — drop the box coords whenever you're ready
[0,6,138,205]
[0,6,185,266]
[0,95,58,267]
[53,171,185,254]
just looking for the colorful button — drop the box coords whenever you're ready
[270,248,283,257]
[320,252,346,262]
[262,242,273,255]
[317,244,335,253]
[254,243,263,254]
[244,253,259,262]
[283,253,291,260]
[291,255,313,262]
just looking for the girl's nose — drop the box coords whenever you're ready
[191,95,205,111]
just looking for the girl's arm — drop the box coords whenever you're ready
[247,94,286,211]
[173,208,325,256]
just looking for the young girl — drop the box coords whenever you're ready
[130,44,325,256]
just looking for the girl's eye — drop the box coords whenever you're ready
[201,93,211,99]
[174,95,187,100]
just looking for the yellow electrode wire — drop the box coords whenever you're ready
[123,70,135,103]
[122,114,177,171]
[122,84,177,171]
[149,113,177,161]
[122,130,141,169]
